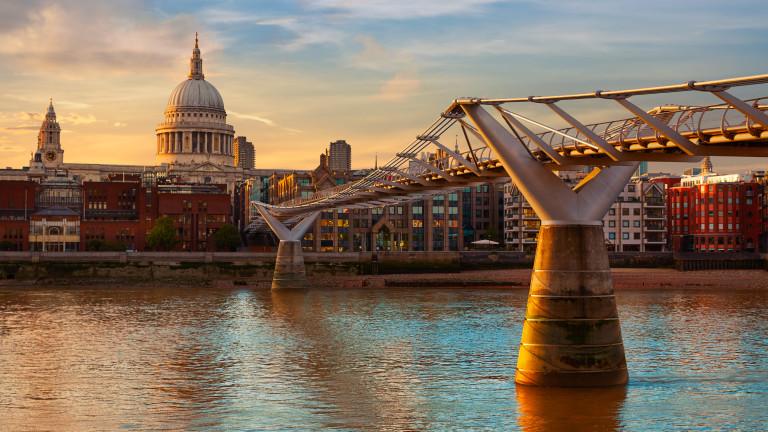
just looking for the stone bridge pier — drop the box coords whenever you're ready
[255,206,319,290]
[462,104,638,387]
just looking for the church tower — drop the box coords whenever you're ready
[38,99,63,168]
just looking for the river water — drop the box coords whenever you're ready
[0,286,766,431]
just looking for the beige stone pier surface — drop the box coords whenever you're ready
[516,224,627,386]
[255,205,319,290]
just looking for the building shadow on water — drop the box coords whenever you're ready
[515,384,627,432]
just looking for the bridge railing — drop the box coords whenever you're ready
[250,74,768,221]
[507,97,767,157]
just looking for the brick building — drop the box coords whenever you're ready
[156,184,232,251]
[0,175,233,252]
[668,173,762,253]
[0,181,38,251]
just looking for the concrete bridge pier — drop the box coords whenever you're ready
[255,205,319,290]
[462,104,638,387]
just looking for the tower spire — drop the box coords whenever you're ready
[46,98,56,119]
[189,32,204,80]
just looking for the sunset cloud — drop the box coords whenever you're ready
[375,72,422,102]
[0,0,766,174]
[0,2,209,76]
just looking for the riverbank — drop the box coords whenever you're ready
[1,268,765,290]
[359,268,768,290]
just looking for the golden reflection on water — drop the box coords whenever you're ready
[1,287,766,430]
[516,385,627,432]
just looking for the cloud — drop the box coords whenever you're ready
[3,126,39,131]
[229,110,303,134]
[202,9,344,51]
[113,122,127,127]
[302,0,505,19]
[57,100,92,109]
[0,2,211,76]
[229,111,276,127]
[0,144,26,152]
[59,113,97,125]
[375,72,421,101]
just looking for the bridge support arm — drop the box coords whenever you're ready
[255,205,320,290]
[461,102,636,387]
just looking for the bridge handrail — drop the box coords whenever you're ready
[455,74,768,105]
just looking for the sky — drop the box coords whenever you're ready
[1,0,768,173]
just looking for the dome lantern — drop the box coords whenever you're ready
[189,32,204,80]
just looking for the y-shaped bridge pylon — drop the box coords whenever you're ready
[255,205,319,290]
[461,104,636,387]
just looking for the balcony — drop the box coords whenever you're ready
[644,198,665,207]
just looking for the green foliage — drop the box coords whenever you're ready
[146,216,179,251]
[212,224,241,251]
[86,239,127,251]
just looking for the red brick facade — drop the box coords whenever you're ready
[669,179,762,252]
[0,178,232,252]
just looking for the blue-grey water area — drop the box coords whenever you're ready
[0,285,766,431]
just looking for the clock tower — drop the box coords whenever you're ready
[38,99,63,168]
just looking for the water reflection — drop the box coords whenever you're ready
[1,287,766,430]
[268,290,427,430]
[516,385,626,432]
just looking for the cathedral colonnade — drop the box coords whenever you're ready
[156,131,234,155]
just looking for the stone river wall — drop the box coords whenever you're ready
[0,251,761,285]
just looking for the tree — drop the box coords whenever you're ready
[146,216,179,251]
[212,224,241,251]
[485,227,499,242]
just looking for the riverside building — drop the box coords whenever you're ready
[668,172,762,253]
[504,172,669,252]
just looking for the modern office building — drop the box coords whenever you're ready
[328,140,352,172]
[234,136,255,169]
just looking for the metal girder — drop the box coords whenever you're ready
[546,102,624,161]
[611,98,700,155]
[419,135,480,175]
[708,90,768,127]
[403,155,459,182]
[496,108,566,165]
[254,205,319,241]
[374,178,415,190]
[380,166,429,186]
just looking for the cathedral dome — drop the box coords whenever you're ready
[167,79,225,111]
[155,34,236,168]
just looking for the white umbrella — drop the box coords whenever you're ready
[471,239,499,245]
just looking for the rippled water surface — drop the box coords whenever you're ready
[1,286,766,431]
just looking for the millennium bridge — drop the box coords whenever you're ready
[250,74,768,387]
